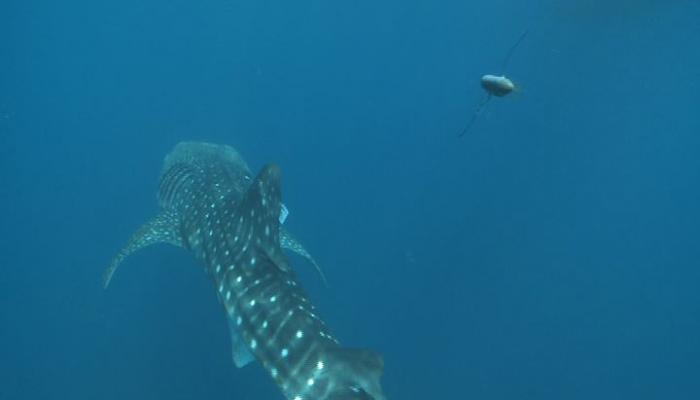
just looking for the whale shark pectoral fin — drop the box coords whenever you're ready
[103,210,182,289]
[228,314,255,368]
[280,228,328,286]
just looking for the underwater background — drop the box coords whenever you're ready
[2,0,700,399]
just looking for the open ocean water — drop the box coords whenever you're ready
[2,0,700,399]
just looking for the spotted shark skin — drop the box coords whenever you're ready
[105,142,386,400]
[103,143,324,288]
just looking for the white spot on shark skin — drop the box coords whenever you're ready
[281,348,289,358]
[307,378,315,386]
[270,296,277,302]
[316,360,324,370]
[236,276,242,283]
[218,284,224,293]
[251,256,256,266]
[295,330,303,339]
[216,264,221,273]
[236,316,242,326]
[262,320,268,329]
[250,339,257,349]
[249,300,256,307]
[264,225,270,236]
[271,368,278,377]
[226,291,231,301]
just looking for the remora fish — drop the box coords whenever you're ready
[104,142,386,400]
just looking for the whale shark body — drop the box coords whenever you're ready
[104,142,386,400]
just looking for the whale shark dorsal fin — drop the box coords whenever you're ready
[233,164,290,273]
[228,314,254,368]
[102,210,182,288]
[280,228,328,286]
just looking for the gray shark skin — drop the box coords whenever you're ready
[105,142,386,400]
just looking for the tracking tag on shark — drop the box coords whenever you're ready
[279,203,289,224]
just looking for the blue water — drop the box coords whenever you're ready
[3,1,700,399]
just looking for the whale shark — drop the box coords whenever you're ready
[104,142,386,400]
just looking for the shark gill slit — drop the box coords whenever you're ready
[158,163,198,208]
